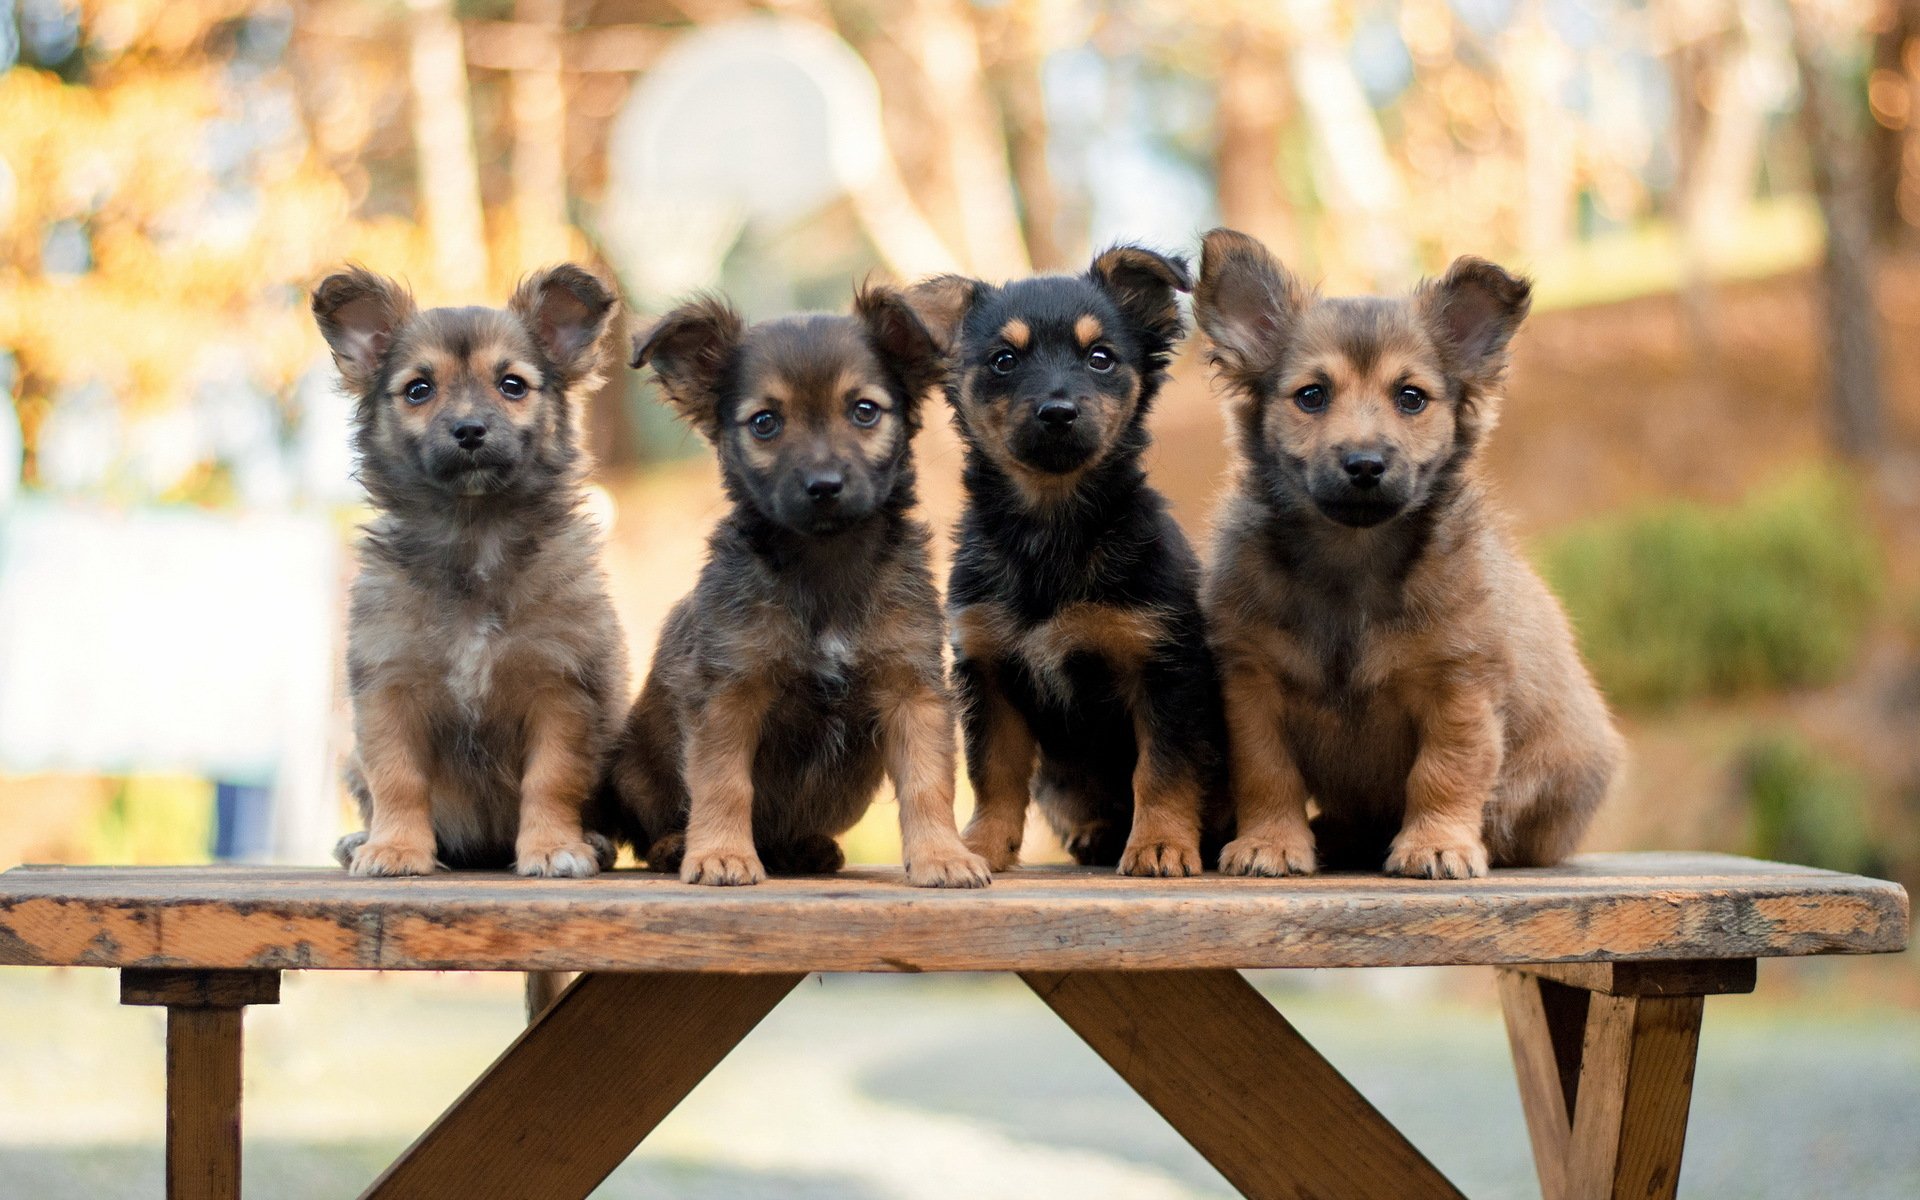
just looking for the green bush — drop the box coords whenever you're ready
[1741,733,1881,876]
[1537,472,1882,709]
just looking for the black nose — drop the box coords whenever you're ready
[1036,399,1079,429]
[805,471,844,502]
[1342,450,1387,488]
[453,422,487,451]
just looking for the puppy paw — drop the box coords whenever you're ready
[515,840,603,878]
[1218,833,1317,877]
[1384,830,1489,879]
[961,822,1021,872]
[1117,837,1203,878]
[906,842,992,888]
[333,830,368,870]
[585,831,619,871]
[681,848,765,886]
[348,838,441,877]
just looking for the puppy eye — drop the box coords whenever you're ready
[499,374,528,399]
[850,399,882,427]
[404,379,434,405]
[1086,347,1115,372]
[989,349,1018,375]
[1294,384,1327,413]
[747,410,783,440]
[1396,386,1428,415]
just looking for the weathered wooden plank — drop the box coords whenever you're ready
[1025,969,1465,1199]
[360,970,802,1200]
[1514,959,1757,997]
[0,854,1906,973]
[1565,993,1704,1200]
[1500,969,1587,1200]
[165,1007,244,1200]
[122,969,281,1009]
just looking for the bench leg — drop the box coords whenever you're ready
[361,970,804,1200]
[120,969,282,1200]
[1500,966,1731,1200]
[1022,969,1465,1200]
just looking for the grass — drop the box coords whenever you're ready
[1537,470,1883,710]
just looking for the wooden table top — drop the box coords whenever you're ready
[0,852,1905,974]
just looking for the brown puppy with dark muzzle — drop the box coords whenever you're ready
[1193,229,1623,879]
[604,287,990,888]
[313,264,628,877]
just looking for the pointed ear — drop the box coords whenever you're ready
[1088,244,1191,347]
[1193,228,1305,393]
[312,267,415,393]
[629,295,744,438]
[510,264,619,383]
[902,274,982,355]
[856,285,947,417]
[1417,256,1532,379]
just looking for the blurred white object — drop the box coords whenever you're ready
[0,500,341,861]
[0,393,20,515]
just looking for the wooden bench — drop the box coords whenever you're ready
[0,851,1906,1200]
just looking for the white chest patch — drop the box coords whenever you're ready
[446,614,504,715]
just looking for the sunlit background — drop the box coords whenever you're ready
[1,1,1917,1197]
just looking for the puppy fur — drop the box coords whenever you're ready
[604,287,990,888]
[1193,228,1623,879]
[910,247,1230,876]
[314,264,628,877]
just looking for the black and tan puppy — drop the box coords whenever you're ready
[1194,228,1623,879]
[909,248,1229,876]
[604,288,990,888]
[313,264,628,876]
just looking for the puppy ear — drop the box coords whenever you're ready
[856,285,947,418]
[312,266,416,393]
[629,295,744,438]
[902,274,981,355]
[1193,228,1305,393]
[510,264,619,383]
[1417,256,1532,380]
[1088,244,1191,347]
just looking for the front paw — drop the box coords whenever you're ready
[333,830,368,869]
[961,819,1022,872]
[515,839,603,878]
[681,847,766,886]
[1385,829,1489,879]
[348,837,441,877]
[1218,833,1317,877]
[1118,837,1203,878]
[906,842,992,888]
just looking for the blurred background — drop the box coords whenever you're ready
[1,1,1917,1197]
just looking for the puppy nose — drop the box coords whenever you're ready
[1036,399,1079,429]
[805,471,844,502]
[453,421,487,450]
[1342,450,1387,487]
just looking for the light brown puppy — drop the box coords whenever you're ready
[1193,229,1622,879]
[314,265,627,877]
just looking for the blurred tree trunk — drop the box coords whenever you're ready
[985,1,1068,270]
[1791,3,1884,458]
[407,0,488,296]
[511,0,572,271]
[1214,23,1299,263]
[1507,3,1579,257]
[890,0,1032,276]
[1680,17,1768,344]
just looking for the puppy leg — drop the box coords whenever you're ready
[513,693,604,878]
[1216,662,1317,876]
[1386,687,1502,879]
[954,657,1035,871]
[680,680,774,886]
[347,687,441,877]
[1118,653,1210,877]
[760,834,846,876]
[881,683,991,888]
[643,831,686,874]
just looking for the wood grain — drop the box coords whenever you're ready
[121,969,281,1009]
[1565,993,1704,1200]
[166,1007,244,1200]
[1024,969,1465,1199]
[1500,969,1586,1200]
[0,853,1905,973]
[1513,959,1757,997]
[360,970,803,1200]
